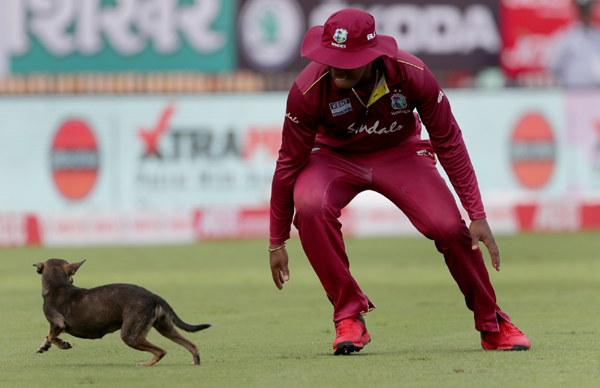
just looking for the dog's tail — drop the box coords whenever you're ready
[158,300,212,333]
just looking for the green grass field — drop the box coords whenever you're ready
[0,233,598,388]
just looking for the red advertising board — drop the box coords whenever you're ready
[500,0,600,81]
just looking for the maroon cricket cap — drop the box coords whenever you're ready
[301,8,398,70]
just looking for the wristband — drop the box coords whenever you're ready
[267,243,286,253]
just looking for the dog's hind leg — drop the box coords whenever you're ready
[155,318,201,365]
[127,338,168,367]
[121,317,167,366]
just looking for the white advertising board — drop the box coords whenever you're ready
[1,90,600,247]
[0,95,284,212]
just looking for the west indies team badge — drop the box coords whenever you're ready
[391,94,407,109]
[333,28,348,44]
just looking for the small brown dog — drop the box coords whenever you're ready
[34,259,211,366]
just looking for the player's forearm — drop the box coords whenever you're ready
[434,139,486,220]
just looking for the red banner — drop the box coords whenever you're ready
[0,213,42,247]
[500,0,600,80]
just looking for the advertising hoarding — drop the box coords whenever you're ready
[0,94,283,211]
[237,0,501,74]
[2,89,600,247]
[0,0,237,74]
[1,0,501,79]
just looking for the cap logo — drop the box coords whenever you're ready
[333,28,348,44]
[367,32,376,40]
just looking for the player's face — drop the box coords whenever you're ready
[327,64,370,91]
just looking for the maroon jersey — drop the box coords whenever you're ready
[270,50,485,244]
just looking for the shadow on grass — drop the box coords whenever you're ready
[28,362,203,368]
[311,346,484,358]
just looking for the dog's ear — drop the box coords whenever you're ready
[33,262,45,274]
[66,260,86,277]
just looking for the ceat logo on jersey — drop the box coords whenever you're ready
[333,28,348,44]
[510,112,556,189]
[50,119,99,201]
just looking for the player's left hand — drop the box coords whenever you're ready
[269,245,290,289]
[469,218,500,271]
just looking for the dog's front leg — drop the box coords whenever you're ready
[36,337,52,353]
[37,324,71,353]
[52,337,72,350]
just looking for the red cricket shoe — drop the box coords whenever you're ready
[481,318,531,351]
[333,316,371,355]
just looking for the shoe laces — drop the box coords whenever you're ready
[336,319,361,336]
[500,319,524,337]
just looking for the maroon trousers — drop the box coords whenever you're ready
[292,138,508,332]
